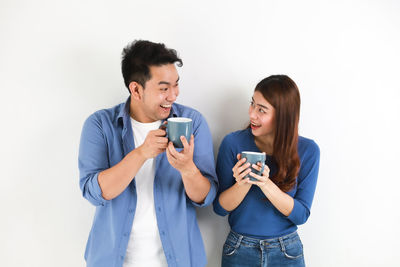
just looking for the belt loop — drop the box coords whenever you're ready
[235,233,243,249]
[279,237,285,253]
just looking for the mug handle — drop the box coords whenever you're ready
[159,122,168,137]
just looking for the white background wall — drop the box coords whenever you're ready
[1,0,399,266]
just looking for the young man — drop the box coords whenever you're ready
[78,40,218,267]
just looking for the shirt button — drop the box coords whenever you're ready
[129,208,134,213]
[124,232,128,237]
[158,207,161,212]
[120,255,124,260]
[161,231,165,235]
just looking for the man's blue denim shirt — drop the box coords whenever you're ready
[78,97,218,267]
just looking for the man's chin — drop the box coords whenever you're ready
[154,113,169,121]
[158,108,172,119]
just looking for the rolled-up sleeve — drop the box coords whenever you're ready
[78,113,110,206]
[191,114,218,207]
[287,142,320,225]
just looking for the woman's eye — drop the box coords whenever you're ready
[259,108,265,113]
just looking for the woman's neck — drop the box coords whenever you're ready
[254,135,274,155]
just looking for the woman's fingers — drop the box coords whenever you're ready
[249,171,268,182]
[236,169,252,184]
[252,163,270,177]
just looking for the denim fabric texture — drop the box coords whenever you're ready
[79,97,218,267]
[222,230,305,267]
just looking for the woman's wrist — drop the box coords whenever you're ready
[259,177,273,191]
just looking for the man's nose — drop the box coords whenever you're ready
[167,88,178,101]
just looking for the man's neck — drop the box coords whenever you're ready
[129,101,149,123]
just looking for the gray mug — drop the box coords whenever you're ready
[240,151,266,181]
[166,117,192,148]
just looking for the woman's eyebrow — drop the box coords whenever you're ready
[252,97,269,109]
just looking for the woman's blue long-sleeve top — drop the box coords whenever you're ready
[213,129,320,239]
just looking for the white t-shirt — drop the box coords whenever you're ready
[123,118,167,267]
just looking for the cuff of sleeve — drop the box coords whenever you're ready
[213,196,229,216]
[287,199,306,225]
[191,178,217,208]
[91,172,110,206]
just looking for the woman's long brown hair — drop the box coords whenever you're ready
[252,75,301,192]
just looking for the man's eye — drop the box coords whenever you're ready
[161,88,168,91]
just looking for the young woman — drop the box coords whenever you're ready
[213,75,320,267]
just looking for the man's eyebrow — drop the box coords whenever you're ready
[158,77,180,85]
[252,97,269,109]
[158,81,170,85]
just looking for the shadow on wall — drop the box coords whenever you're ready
[209,87,250,156]
[196,205,228,266]
[196,87,250,266]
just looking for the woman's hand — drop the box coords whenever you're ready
[247,162,294,216]
[218,154,253,212]
[232,154,252,186]
[247,162,271,188]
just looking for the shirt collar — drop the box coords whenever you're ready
[166,104,179,120]
[117,97,131,127]
[117,96,179,127]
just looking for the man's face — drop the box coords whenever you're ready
[136,64,180,122]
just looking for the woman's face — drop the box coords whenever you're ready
[248,91,276,138]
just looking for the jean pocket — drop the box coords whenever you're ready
[222,234,242,256]
[223,243,237,256]
[281,238,304,260]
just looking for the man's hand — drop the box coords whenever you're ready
[137,128,168,159]
[166,134,197,175]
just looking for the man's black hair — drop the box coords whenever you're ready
[121,40,183,92]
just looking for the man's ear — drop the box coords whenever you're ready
[129,82,143,100]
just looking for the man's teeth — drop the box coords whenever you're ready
[161,104,172,108]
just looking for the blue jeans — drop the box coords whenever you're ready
[221,230,306,267]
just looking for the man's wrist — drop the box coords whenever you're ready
[135,145,148,161]
[180,162,199,178]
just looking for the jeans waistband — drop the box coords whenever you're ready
[227,230,300,247]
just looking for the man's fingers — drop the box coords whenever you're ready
[189,135,194,149]
[155,137,168,144]
[165,147,175,163]
[167,142,180,159]
[181,136,189,152]
[153,128,167,136]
